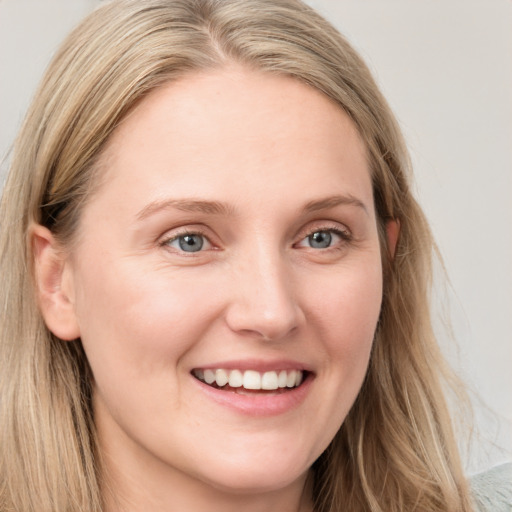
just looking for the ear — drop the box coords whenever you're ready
[385,219,400,260]
[31,224,81,341]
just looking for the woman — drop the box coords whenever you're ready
[0,0,507,511]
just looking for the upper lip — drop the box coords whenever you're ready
[191,358,313,373]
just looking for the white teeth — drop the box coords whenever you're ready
[194,368,304,391]
[243,370,261,390]
[286,370,297,388]
[204,369,215,384]
[261,371,279,390]
[215,369,229,387]
[228,369,243,388]
[278,370,288,388]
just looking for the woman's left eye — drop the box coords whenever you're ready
[164,233,211,253]
[296,229,349,249]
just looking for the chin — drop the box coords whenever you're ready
[198,458,311,495]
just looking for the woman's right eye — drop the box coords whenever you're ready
[163,233,211,253]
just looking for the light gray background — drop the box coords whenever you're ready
[1,0,510,473]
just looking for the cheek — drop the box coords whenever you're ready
[307,257,383,386]
[311,259,383,340]
[71,259,227,445]
[289,258,382,456]
[72,257,221,382]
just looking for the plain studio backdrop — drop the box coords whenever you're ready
[0,0,510,474]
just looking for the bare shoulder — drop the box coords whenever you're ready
[471,463,512,512]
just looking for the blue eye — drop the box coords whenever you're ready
[297,228,349,249]
[166,233,207,253]
[308,230,333,249]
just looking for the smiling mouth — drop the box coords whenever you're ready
[192,368,305,393]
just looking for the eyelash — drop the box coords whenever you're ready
[159,224,352,254]
[296,225,352,250]
[160,228,212,254]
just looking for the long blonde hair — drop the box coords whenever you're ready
[0,0,473,510]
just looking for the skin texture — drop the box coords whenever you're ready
[33,67,388,512]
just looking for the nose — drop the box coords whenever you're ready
[224,247,304,342]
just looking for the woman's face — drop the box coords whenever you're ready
[59,68,383,498]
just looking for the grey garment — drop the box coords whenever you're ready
[471,463,512,512]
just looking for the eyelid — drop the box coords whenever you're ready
[157,221,352,252]
[159,226,215,253]
[294,223,352,248]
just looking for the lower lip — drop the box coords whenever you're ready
[192,373,314,417]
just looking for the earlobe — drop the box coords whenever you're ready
[31,224,80,341]
[385,219,400,260]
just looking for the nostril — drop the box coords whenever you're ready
[224,303,302,342]
[223,259,305,340]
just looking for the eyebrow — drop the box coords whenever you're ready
[302,195,369,216]
[136,194,368,221]
[136,198,233,220]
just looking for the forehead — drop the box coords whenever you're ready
[93,66,372,218]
